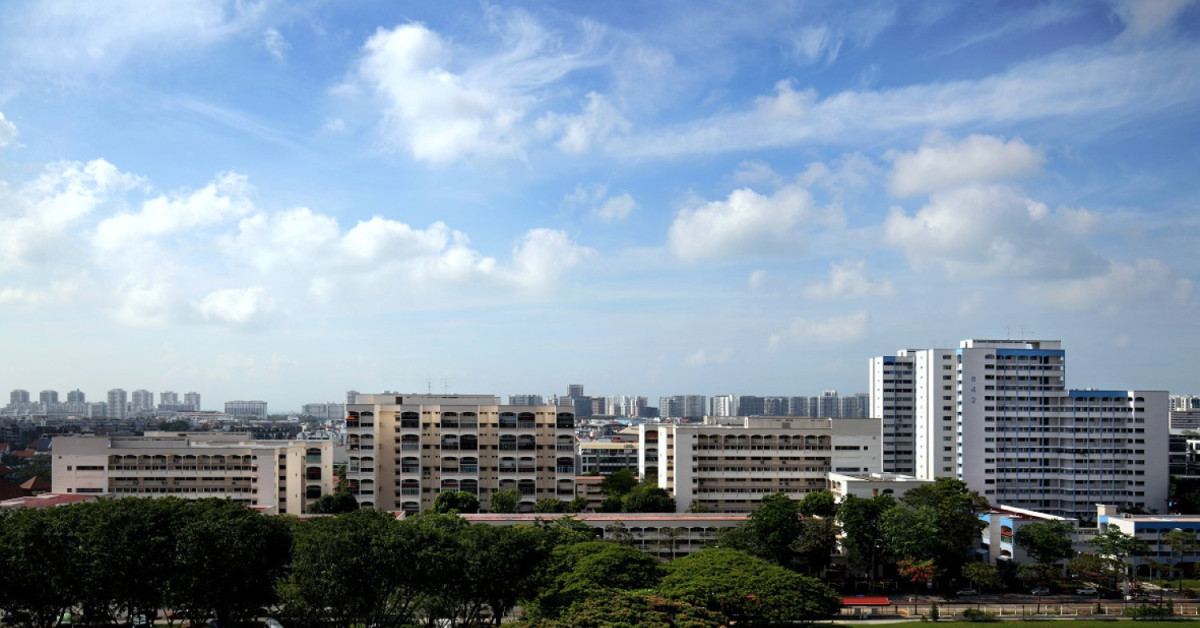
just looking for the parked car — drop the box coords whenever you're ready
[956,588,978,596]
[1031,587,1051,595]
[1076,587,1098,596]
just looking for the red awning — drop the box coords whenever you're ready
[841,596,890,606]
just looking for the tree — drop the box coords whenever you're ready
[564,496,588,513]
[658,548,841,627]
[1014,521,1076,565]
[285,509,408,628]
[1090,528,1150,586]
[897,558,936,592]
[432,490,480,514]
[170,499,293,628]
[454,524,552,626]
[529,589,723,628]
[793,517,839,577]
[623,485,676,513]
[0,506,85,628]
[306,491,360,514]
[1164,529,1197,592]
[962,562,1001,591]
[838,494,896,591]
[599,469,638,496]
[489,488,521,513]
[898,478,990,579]
[879,503,938,562]
[534,498,566,514]
[1067,552,1119,591]
[748,492,804,566]
[798,490,839,518]
[529,541,664,620]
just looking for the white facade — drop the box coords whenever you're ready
[51,432,334,515]
[827,471,933,502]
[107,389,128,420]
[225,399,268,419]
[710,394,736,417]
[640,416,881,513]
[876,339,1169,521]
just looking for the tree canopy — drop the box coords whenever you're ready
[1014,520,1076,565]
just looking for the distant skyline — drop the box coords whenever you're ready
[1,1,1197,410]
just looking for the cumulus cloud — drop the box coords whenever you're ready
[224,208,591,298]
[668,184,839,263]
[564,183,635,222]
[884,185,1105,279]
[887,134,1045,196]
[1019,258,1194,314]
[350,11,608,163]
[803,260,895,300]
[768,310,868,350]
[93,172,253,253]
[195,286,278,327]
[0,112,17,149]
[538,92,630,154]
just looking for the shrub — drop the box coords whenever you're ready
[962,608,998,622]
[1124,604,1176,620]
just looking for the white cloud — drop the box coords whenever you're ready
[790,26,843,66]
[768,311,868,350]
[0,279,81,308]
[564,184,636,222]
[684,348,733,367]
[1020,258,1195,314]
[803,260,895,300]
[539,92,630,154]
[668,183,839,263]
[93,172,253,253]
[0,112,17,149]
[618,44,1200,158]
[1112,0,1195,40]
[748,269,768,290]
[884,185,1106,279]
[195,286,278,327]
[507,228,593,290]
[887,134,1045,197]
[3,0,267,78]
[350,12,607,163]
[0,159,142,273]
[262,28,288,61]
[733,160,783,187]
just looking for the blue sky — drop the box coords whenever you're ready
[1,0,1197,411]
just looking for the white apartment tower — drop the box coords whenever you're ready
[870,348,957,477]
[873,339,1169,521]
[344,393,576,514]
[107,389,128,420]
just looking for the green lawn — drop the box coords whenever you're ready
[1151,579,1200,589]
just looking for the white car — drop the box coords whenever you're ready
[1076,587,1098,596]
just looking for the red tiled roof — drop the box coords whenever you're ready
[0,493,96,509]
[19,476,51,491]
[842,597,891,606]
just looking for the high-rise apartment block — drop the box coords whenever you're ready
[872,339,1168,520]
[344,393,576,514]
[508,394,545,406]
[39,390,59,406]
[51,432,333,515]
[107,389,128,420]
[641,416,881,512]
[66,389,86,403]
[184,392,201,411]
[10,389,30,405]
[131,389,154,413]
[225,400,268,419]
[658,395,706,420]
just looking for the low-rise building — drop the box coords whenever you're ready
[827,471,933,502]
[579,441,639,475]
[50,432,334,515]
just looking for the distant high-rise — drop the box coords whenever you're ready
[107,389,128,420]
[711,394,736,417]
[131,389,154,413]
[10,389,30,405]
[763,396,788,416]
[508,394,545,406]
[225,400,268,420]
[567,384,585,398]
[66,389,86,403]
[184,392,201,411]
[160,391,179,405]
[346,390,359,405]
[737,395,765,416]
[39,390,59,406]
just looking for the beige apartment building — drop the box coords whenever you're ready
[51,432,334,515]
[640,417,881,513]
[345,393,576,513]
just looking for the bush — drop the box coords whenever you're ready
[962,608,998,622]
[1124,604,1176,620]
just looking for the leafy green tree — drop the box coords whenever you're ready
[0,507,84,628]
[1164,529,1197,592]
[897,557,936,593]
[798,490,839,518]
[879,503,938,562]
[685,500,713,513]
[599,469,638,496]
[529,541,664,620]
[456,524,555,625]
[529,589,723,628]
[837,494,896,590]
[748,492,804,566]
[564,496,588,513]
[1067,552,1120,591]
[170,499,293,628]
[306,491,359,514]
[898,478,990,578]
[534,498,566,513]
[488,488,521,513]
[658,548,841,628]
[962,562,1001,591]
[623,485,676,513]
[1014,520,1076,565]
[794,517,839,577]
[159,419,190,431]
[391,513,469,626]
[1090,527,1150,586]
[432,490,480,514]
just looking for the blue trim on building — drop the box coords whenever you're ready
[1069,390,1130,399]
[995,349,1066,357]
[883,356,896,364]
